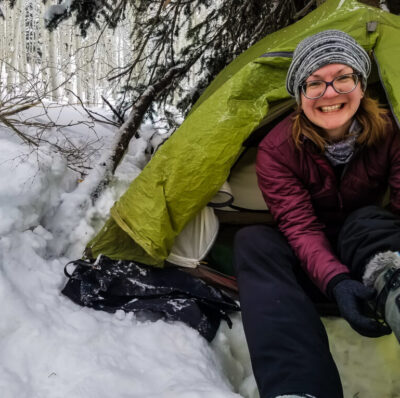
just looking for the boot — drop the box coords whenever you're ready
[363,250,400,342]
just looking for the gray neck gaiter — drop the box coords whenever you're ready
[324,119,361,166]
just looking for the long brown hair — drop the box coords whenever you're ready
[291,94,389,151]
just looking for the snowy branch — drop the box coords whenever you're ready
[90,64,186,201]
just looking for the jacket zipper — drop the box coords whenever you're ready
[337,192,343,210]
[315,151,344,210]
[336,146,362,210]
[305,140,361,211]
[335,166,344,210]
[337,165,347,210]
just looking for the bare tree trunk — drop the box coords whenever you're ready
[83,44,91,104]
[48,30,59,101]
[74,33,83,100]
[18,1,27,76]
[6,0,15,88]
[0,6,6,85]
[40,2,50,95]
[92,53,99,105]
[10,0,21,80]
[62,23,74,103]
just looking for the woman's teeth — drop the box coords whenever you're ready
[320,104,342,112]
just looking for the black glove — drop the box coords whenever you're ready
[332,279,391,338]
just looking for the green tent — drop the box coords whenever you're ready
[84,1,400,395]
[86,0,400,265]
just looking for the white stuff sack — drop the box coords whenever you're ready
[167,206,219,268]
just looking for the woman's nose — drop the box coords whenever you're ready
[322,83,338,98]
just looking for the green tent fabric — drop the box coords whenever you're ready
[86,0,400,265]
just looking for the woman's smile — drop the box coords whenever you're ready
[319,104,343,112]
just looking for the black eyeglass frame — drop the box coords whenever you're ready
[300,73,361,100]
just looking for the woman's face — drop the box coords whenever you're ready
[300,63,363,140]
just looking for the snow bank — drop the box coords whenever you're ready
[0,106,243,398]
[0,141,73,236]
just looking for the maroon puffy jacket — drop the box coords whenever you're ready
[256,113,400,293]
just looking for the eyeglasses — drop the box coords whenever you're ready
[300,73,361,100]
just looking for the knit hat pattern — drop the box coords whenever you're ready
[286,30,371,103]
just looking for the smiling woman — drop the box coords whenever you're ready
[234,30,400,398]
[300,64,363,139]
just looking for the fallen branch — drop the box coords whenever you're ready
[65,89,120,127]
[90,64,185,201]
[0,116,39,146]
[101,95,124,125]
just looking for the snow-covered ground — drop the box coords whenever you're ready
[0,104,399,398]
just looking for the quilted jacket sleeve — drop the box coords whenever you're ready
[256,139,350,294]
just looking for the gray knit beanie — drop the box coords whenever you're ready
[286,30,371,103]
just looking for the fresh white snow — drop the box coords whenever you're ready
[1,103,399,398]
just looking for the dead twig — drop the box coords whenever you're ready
[101,95,124,125]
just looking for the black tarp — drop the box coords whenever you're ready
[62,256,240,341]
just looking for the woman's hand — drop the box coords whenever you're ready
[332,279,391,337]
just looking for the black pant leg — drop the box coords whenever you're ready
[234,225,343,398]
[337,205,400,279]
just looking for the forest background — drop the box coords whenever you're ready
[1,0,397,184]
